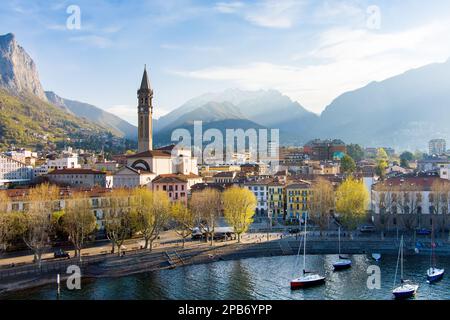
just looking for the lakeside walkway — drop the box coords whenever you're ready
[1,231,449,295]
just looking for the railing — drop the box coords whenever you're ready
[0,247,147,280]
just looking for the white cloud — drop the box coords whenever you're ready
[215,0,305,29]
[215,1,244,14]
[161,43,222,52]
[107,105,137,125]
[173,21,450,113]
[69,35,113,49]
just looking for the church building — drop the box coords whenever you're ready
[112,67,199,190]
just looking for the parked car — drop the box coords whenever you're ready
[288,228,300,234]
[416,228,431,236]
[359,225,376,233]
[54,249,70,259]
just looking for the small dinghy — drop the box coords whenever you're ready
[392,236,418,299]
[426,222,444,284]
[333,228,352,271]
[290,215,326,290]
[427,267,445,283]
[372,253,381,261]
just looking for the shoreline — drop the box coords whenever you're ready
[1,237,448,297]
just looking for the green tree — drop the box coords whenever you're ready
[347,144,364,162]
[341,154,357,174]
[171,201,195,248]
[376,148,389,179]
[400,151,414,168]
[130,188,171,251]
[336,177,370,231]
[222,187,257,243]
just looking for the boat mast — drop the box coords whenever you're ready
[400,235,404,281]
[431,218,435,269]
[338,227,341,256]
[303,214,307,273]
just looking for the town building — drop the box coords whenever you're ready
[213,171,237,184]
[304,139,346,161]
[0,154,33,187]
[46,168,107,188]
[429,139,447,156]
[0,187,113,237]
[268,182,286,220]
[111,166,154,188]
[417,158,450,172]
[244,179,270,217]
[371,176,450,230]
[123,69,198,181]
[4,149,38,166]
[286,182,311,221]
[151,173,202,204]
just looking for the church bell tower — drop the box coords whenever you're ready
[137,66,153,153]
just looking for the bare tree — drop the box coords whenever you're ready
[21,184,60,268]
[190,189,222,246]
[62,192,97,261]
[104,189,132,256]
[399,184,421,232]
[0,192,11,254]
[308,178,334,236]
[430,180,450,238]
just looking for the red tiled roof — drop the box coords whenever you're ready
[373,176,450,191]
[47,169,105,175]
[126,150,172,158]
[152,173,201,184]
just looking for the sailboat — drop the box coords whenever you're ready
[427,220,444,283]
[290,215,326,289]
[392,235,419,299]
[333,227,352,271]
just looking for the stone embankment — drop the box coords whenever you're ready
[1,237,449,295]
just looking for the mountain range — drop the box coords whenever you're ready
[1,32,450,152]
[154,60,450,151]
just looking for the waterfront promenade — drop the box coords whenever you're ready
[1,229,449,295]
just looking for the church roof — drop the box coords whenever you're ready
[152,173,201,184]
[126,150,172,159]
[140,67,151,90]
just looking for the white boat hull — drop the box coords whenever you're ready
[291,274,326,289]
[393,283,418,299]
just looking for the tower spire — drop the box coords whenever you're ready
[140,65,151,90]
[137,66,153,153]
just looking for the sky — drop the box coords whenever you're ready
[2,0,450,125]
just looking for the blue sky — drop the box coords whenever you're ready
[2,0,450,125]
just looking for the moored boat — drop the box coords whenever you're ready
[426,221,444,284]
[290,215,326,290]
[291,272,326,289]
[392,236,418,299]
[393,281,419,299]
[427,267,445,283]
[333,227,352,271]
[372,253,381,261]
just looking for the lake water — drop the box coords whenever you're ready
[3,254,450,300]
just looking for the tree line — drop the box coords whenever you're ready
[0,184,258,267]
